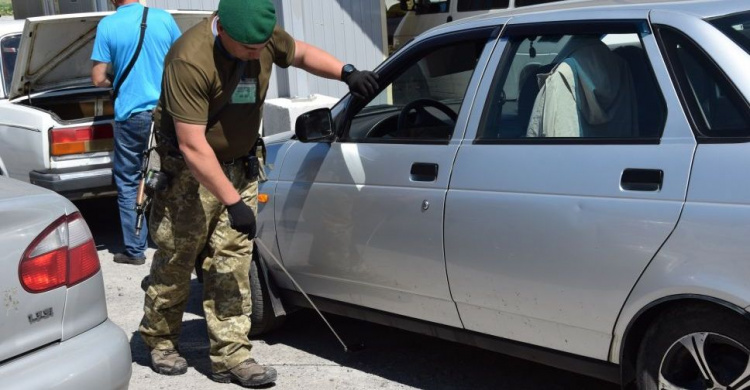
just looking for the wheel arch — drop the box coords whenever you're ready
[618,295,750,388]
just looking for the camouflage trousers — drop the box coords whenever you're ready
[139,153,257,373]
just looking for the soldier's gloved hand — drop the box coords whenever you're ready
[345,70,379,100]
[227,200,257,237]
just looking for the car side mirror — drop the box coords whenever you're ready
[295,108,334,143]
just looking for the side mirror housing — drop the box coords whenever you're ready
[295,108,334,143]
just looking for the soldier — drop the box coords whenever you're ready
[138,0,378,387]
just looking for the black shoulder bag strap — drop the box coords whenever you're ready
[112,7,149,101]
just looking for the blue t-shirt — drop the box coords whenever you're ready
[91,4,181,122]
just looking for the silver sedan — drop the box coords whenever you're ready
[252,1,750,389]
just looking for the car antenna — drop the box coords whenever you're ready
[254,238,365,353]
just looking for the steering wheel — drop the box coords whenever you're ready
[397,99,458,137]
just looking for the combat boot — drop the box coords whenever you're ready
[150,348,188,375]
[211,358,277,387]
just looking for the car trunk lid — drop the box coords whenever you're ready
[8,10,211,100]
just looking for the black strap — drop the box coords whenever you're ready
[156,60,248,154]
[206,60,248,130]
[113,7,149,101]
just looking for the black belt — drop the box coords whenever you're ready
[166,150,246,166]
[220,156,247,166]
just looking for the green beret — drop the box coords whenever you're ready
[218,0,277,44]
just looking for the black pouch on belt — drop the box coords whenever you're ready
[144,169,170,194]
[245,156,260,182]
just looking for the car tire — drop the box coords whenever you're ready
[249,252,285,336]
[636,303,750,390]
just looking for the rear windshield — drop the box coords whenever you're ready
[1,33,20,95]
[710,12,750,54]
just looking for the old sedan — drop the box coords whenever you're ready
[0,175,132,388]
[250,0,750,389]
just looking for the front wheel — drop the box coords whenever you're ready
[636,303,750,390]
[249,252,285,336]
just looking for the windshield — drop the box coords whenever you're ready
[710,12,750,54]
[1,33,20,96]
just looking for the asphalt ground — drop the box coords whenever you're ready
[76,196,619,390]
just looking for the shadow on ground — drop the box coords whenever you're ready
[75,196,157,254]
[129,280,618,390]
[259,310,619,390]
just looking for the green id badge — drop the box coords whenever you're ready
[231,79,257,104]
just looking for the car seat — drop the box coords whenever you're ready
[526,36,638,138]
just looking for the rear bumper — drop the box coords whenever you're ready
[29,164,116,200]
[0,319,132,390]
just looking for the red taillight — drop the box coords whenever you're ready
[19,212,101,293]
[50,124,114,156]
[19,247,67,292]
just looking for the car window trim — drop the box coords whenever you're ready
[337,25,501,144]
[0,33,19,97]
[654,24,750,144]
[473,138,662,145]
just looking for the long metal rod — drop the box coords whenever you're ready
[254,238,350,352]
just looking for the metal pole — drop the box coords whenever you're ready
[254,238,353,352]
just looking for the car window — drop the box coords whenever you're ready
[347,37,488,143]
[710,11,750,55]
[477,24,666,142]
[415,0,449,14]
[1,34,20,96]
[457,0,509,12]
[658,26,750,138]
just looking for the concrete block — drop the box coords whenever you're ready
[263,94,340,136]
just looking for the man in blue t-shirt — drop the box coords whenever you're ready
[91,0,181,265]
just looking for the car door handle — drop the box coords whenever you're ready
[621,169,663,191]
[411,163,438,182]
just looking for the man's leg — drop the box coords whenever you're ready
[112,111,151,263]
[139,155,213,374]
[202,166,276,387]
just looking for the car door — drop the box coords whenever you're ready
[274,26,501,326]
[445,11,697,360]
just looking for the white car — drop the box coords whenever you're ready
[0,11,209,200]
[0,175,131,389]
[252,0,750,389]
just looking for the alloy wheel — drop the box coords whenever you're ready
[658,332,750,390]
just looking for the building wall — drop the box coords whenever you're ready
[12,0,111,19]
[11,0,47,19]
[145,0,386,99]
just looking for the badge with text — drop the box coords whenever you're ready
[231,78,257,104]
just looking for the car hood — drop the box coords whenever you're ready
[8,10,210,100]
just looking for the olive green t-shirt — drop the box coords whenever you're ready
[154,17,295,161]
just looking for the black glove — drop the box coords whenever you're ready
[227,200,257,237]
[344,70,379,100]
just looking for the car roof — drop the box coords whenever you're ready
[414,0,746,43]
[476,0,746,20]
